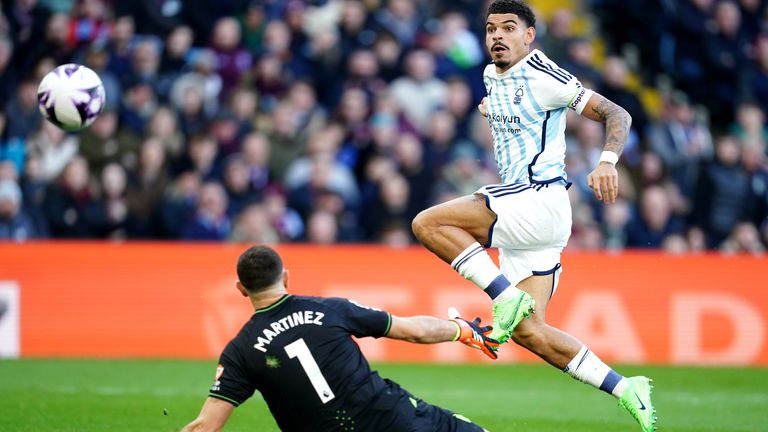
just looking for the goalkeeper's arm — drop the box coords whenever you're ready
[386,315,499,359]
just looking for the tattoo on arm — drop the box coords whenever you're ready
[590,97,632,156]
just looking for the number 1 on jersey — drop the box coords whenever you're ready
[284,338,336,403]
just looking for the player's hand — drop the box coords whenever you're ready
[450,316,500,360]
[587,162,619,204]
[478,97,488,117]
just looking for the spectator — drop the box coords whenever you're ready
[239,131,272,192]
[266,101,306,180]
[170,48,222,118]
[229,202,279,244]
[228,87,259,135]
[373,0,421,49]
[560,37,603,87]
[603,198,632,250]
[626,185,686,248]
[0,179,43,241]
[159,25,195,76]
[221,154,259,217]
[371,31,405,82]
[100,162,129,239]
[145,105,184,162]
[119,78,159,136]
[361,173,413,241]
[182,181,231,241]
[79,109,140,174]
[598,56,650,143]
[263,185,304,242]
[106,15,135,79]
[443,77,474,140]
[720,221,764,254]
[0,112,26,175]
[4,78,41,139]
[238,2,267,55]
[730,102,768,148]
[337,0,375,55]
[26,121,80,182]
[42,156,108,238]
[305,209,340,244]
[0,38,19,104]
[177,133,220,181]
[209,17,252,97]
[537,8,575,64]
[670,0,715,107]
[704,0,749,127]
[649,93,713,197]
[692,135,751,248]
[393,132,434,217]
[125,137,168,238]
[389,49,447,133]
[159,170,200,239]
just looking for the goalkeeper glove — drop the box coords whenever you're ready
[450,316,500,360]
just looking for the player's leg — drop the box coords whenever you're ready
[412,193,535,332]
[510,272,656,432]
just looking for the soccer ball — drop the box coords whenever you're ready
[37,64,105,132]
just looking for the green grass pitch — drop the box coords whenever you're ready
[0,359,766,431]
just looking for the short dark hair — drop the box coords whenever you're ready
[237,246,284,292]
[487,0,536,28]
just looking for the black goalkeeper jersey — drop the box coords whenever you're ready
[208,294,419,432]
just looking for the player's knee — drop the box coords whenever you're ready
[411,209,436,242]
[511,317,545,348]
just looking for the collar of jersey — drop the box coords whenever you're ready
[495,48,541,78]
[254,294,292,314]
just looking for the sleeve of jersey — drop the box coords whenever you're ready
[330,298,391,339]
[529,62,594,114]
[208,345,256,407]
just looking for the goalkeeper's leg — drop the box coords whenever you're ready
[509,274,656,432]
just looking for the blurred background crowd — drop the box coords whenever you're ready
[0,0,767,254]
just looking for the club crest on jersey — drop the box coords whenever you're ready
[513,85,524,104]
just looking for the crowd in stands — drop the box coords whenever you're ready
[0,0,766,254]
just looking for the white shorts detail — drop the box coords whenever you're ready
[476,183,572,288]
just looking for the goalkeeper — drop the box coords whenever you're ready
[182,245,497,432]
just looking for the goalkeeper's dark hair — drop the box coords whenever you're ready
[237,246,284,293]
[487,0,536,28]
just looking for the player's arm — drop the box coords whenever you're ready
[181,397,235,432]
[386,315,499,359]
[579,93,632,204]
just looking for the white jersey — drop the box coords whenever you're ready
[483,49,593,185]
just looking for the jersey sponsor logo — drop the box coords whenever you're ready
[488,112,522,134]
[253,310,325,352]
[492,125,522,134]
[488,113,521,124]
[569,88,586,110]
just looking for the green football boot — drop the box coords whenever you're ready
[488,289,535,344]
[619,376,657,432]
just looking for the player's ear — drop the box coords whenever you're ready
[235,281,249,297]
[282,269,290,290]
[525,26,535,46]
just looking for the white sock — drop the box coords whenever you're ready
[450,242,512,300]
[564,345,628,398]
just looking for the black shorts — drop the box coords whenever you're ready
[410,398,487,432]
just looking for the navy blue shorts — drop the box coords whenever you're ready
[410,398,487,432]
